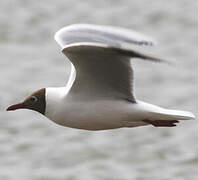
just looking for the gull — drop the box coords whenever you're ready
[7,24,195,130]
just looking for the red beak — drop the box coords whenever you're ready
[6,103,24,111]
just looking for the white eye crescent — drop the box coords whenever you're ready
[30,96,38,102]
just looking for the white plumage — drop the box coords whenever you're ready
[44,24,195,130]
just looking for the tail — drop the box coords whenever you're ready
[152,109,195,121]
[143,106,195,127]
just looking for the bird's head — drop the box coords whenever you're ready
[7,88,46,115]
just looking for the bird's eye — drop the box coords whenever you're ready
[30,96,38,102]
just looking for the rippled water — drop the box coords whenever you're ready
[1,0,198,179]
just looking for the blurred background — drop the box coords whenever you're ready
[1,0,198,179]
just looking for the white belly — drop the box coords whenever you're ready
[45,88,195,130]
[46,100,148,130]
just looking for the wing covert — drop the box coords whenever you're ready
[62,44,136,102]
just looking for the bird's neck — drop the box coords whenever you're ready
[46,87,67,99]
[45,87,67,109]
[45,87,67,120]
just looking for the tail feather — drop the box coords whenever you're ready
[145,109,195,127]
[137,101,195,127]
[152,109,195,121]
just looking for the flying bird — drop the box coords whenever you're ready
[7,24,195,130]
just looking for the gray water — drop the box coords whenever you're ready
[1,0,198,179]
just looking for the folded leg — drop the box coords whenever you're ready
[143,119,179,127]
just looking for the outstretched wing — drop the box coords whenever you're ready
[55,24,156,48]
[55,24,166,102]
[62,43,136,102]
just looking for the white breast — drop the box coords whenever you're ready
[45,87,149,130]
